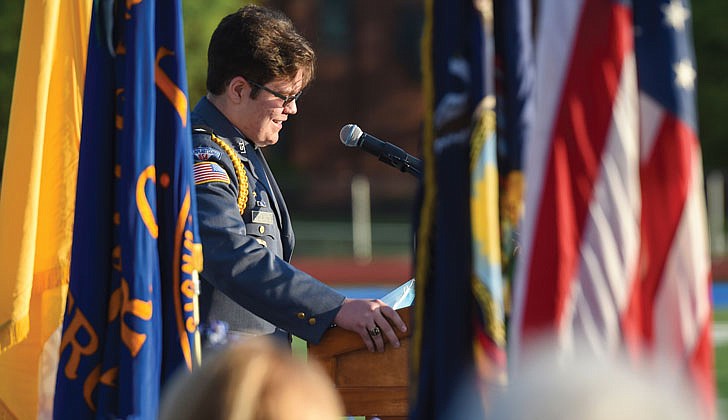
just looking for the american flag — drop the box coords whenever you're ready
[509,0,714,417]
[193,161,230,185]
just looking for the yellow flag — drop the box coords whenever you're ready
[0,0,90,418]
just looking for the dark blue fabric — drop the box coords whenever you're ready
[411,1,488,418]
[634,0,697,130]
[494,0,534,174]
[54,0,200,417]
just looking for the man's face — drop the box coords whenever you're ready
[236,70,304,148]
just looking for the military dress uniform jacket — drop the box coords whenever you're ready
[190,97,345,344]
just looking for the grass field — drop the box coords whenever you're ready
[715,309,728,416]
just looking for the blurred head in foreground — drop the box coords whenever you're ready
[489,342,704,420]
[159,337,343,420]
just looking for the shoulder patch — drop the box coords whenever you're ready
[193,146,222,161]
[193,162,230,185]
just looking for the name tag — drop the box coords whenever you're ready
[252,211,275,225]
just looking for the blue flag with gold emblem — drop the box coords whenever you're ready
[53,0,201,417]
[412,0,505,418]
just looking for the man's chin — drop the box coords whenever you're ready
[258,138,278,148]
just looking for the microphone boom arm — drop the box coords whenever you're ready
[340,124,422,179]
[378,152,422,179]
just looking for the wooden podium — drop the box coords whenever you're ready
[308,306,412,420]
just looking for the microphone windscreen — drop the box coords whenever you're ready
[339,124,363,147]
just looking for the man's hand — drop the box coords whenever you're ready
[333,298,408,352]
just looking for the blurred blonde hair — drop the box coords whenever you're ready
[159,337,343,420]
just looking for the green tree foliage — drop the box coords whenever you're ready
[693,2,728,172]
[0,2,24,175]
[182,0,252,105]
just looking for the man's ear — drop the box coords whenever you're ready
[227,76,248,103]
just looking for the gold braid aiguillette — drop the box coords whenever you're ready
[209,133,249,215]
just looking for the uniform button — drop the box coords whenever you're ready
[297,312,306,319]
[308,318,317,326]
[259,225,265,234]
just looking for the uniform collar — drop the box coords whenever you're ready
[191,97,257,149]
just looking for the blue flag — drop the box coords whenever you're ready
[54,0,201,417]
[412,0,503,418]
[493,0,534,291]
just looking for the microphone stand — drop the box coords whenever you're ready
[382,155,422,179]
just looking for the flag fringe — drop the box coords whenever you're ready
[0,315,30,354]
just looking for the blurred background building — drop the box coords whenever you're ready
[269,0,422,214]
[259,0,424,265]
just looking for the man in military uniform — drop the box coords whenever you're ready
[191,5,405,352]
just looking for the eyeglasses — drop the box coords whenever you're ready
[247,80,302,106]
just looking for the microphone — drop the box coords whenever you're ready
[339,124,422,178]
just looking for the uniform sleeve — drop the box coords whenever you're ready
[193,135,345,343]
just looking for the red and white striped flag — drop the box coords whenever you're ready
[509,0,714,417]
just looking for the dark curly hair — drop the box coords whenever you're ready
[206,5,315,96]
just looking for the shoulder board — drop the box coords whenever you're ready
[192,125,246,155]
[193,127,249,215]
[192,125,222,160]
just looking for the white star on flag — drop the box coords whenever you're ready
[662,0,690,31]
[673,58,696,90]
